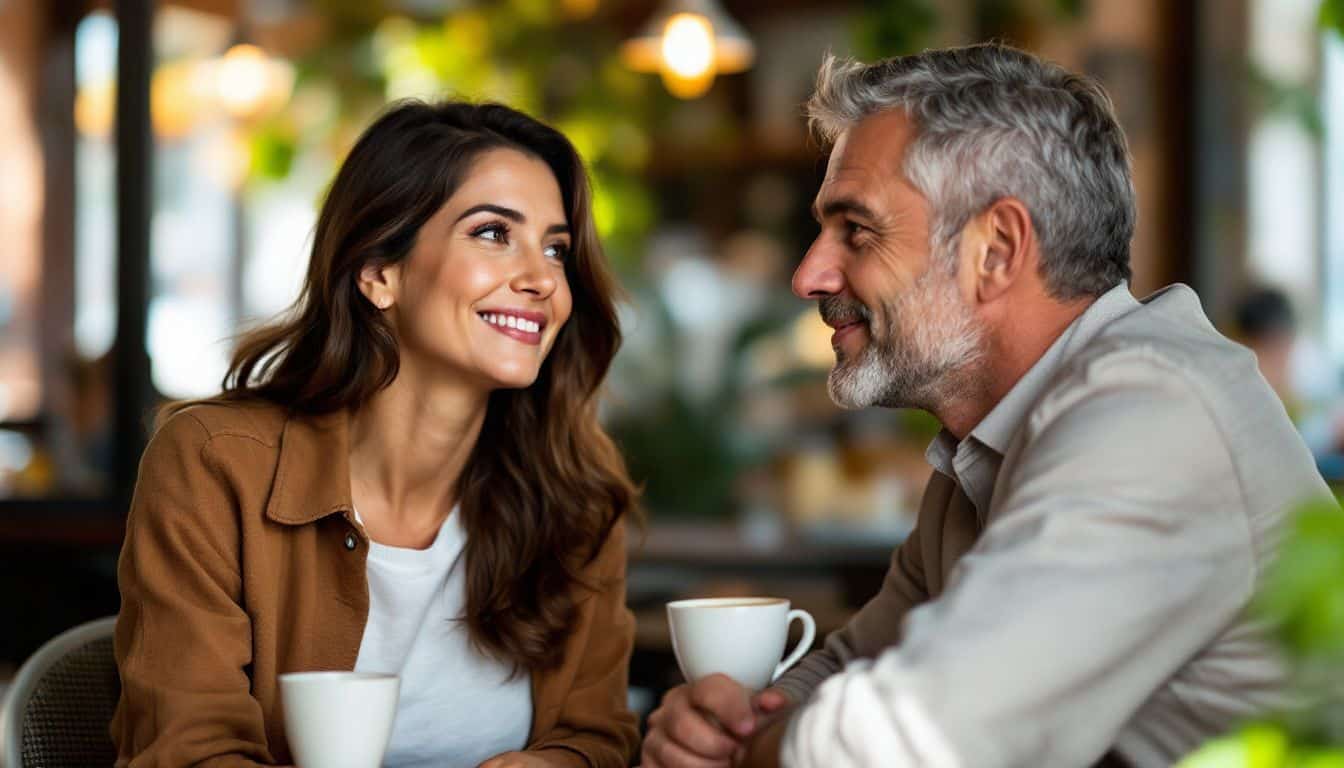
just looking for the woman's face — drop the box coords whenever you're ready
[369,148,574,391]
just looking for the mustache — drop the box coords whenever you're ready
[819,296,872,327]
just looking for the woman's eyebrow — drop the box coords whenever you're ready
[455,204,568,237]
[454,203,525,224]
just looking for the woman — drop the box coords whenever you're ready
[111,101,640,768]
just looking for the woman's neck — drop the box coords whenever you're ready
[347,365,489,548]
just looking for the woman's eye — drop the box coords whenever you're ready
[544,243,569,262]
[471,222,508,244]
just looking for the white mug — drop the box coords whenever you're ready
[667,597,817,691]
[279,671,400,768]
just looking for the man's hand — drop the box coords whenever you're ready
[736,687,795,768]
[751,688,792,718]
[476,751,554,768]
[642,675,795,768]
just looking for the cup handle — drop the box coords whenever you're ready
[771,609,816,683]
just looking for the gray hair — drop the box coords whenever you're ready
[808,43,1134,299]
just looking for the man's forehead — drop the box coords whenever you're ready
[828,111,912,170]
[815,122,920,216]
[814,169,880,217]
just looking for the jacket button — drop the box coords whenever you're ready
[344,532,357,551]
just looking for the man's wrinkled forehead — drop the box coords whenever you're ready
[825,109,916,178]
[815,110,924,216]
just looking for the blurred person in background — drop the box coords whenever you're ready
[643,43,1331,768]
[1230,286,1344,482]
[112,100,640,768]
[1232,286,1298,409]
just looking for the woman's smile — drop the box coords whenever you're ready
[478,308,547,345]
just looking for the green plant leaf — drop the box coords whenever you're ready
[1052,0,1087,19]
[1255,498,1344,656]
[853,0,939,59]
[249,129,296,181]
[1322,0,1344,38]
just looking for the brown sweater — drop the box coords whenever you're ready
[111,400,638,767]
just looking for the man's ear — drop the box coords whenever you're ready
[971,197,1035,304]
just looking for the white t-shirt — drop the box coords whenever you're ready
[352,507,532,768]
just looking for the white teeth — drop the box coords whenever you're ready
[481,313,541,333]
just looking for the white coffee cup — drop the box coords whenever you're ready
[667,597,817,691]
[279,671,400,768]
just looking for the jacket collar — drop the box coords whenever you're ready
[264,409,355,526]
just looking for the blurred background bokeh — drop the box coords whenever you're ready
[1,0,1342,724]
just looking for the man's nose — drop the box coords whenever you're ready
[792,238,846,299]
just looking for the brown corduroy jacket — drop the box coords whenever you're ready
[110,400,639,767]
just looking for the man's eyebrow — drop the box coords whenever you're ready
[812,197,880,224]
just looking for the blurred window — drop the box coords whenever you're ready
[1324,34,1344,363]
[1246,0,1321,328]
[76,8,308,401]
[0,2,45,422]
[74,11,117,362]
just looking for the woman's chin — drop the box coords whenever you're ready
[483,367,541,391]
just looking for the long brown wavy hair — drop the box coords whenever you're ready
[192,100,637,672]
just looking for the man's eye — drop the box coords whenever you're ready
[845,221,871,245]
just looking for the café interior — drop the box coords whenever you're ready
[0,0,1342,756]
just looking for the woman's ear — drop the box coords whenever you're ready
[357,260,401,310]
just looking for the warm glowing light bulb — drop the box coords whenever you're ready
[661,13,714,79]
[217,44,271,119]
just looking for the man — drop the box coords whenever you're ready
[641,44,1331,768]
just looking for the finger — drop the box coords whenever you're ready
[753,687,791,713]
[644,728,733,768]
[665,700,740,758]
[688,674,755,737]
[649,685,689,730]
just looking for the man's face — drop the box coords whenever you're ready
[793,109,984,410]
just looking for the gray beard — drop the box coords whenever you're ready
[827,265,985,411]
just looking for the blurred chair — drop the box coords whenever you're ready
[0,617,119,768]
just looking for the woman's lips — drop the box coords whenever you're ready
[480,314,542,346]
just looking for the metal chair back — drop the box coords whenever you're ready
[0,617,120,768]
